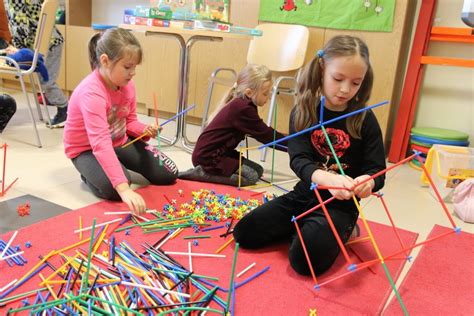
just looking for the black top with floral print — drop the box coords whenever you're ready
[288,104,386,203]
[6,0,63,50]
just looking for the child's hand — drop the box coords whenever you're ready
[143,124,162,139]
[353,175,375,199]
[312,170,355,200]
[5,46,18,55]
[116,184,146,214]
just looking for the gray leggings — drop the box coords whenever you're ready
[231,158,264,185]
[71,140,178,201]
[40,43,68,107]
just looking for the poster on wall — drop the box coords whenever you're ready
[259,0,396,32]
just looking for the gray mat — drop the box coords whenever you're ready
[0,195,70,234]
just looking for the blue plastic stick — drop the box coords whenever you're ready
[235,266,271,289]
[0,263,48,299]
[259,100,389,150]
[200,225,225,232]
[161,105,196,127]
[319,96,325,124]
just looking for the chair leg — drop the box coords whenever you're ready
[201,68,237,133]
[32,73,51,125]
[19,76,42,148]
[260,76,298,163]
[260,87,279,162]
[28,73,43,121]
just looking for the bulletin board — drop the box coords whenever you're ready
[259,0,396,32]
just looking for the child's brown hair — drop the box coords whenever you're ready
[294,35,373,139]
[88,28,143,70]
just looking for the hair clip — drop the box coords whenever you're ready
[316,50,324,58]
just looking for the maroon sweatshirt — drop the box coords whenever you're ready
[192,97,287,176]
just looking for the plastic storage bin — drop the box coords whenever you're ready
[422,145,474,202]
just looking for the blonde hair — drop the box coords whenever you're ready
[294,35,373,139]
[88,28,143,70]
[206,64,272,125]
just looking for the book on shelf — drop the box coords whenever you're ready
[190,20,230,32]
[134,5,173,20]
[149,0,230,23]
[123,15,170,28]
[229,26,263,36]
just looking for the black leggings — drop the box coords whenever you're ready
[233,190,358,276]
[72,139,178,201]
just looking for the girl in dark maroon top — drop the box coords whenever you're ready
[179,64,288,186]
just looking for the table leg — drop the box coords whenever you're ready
[180,35,222,153]
[145,31,185,146]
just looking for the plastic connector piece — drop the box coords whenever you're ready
[412,150,422,157]
[348,263,357,272]
[310,182,318,190]
[454,227,462,234]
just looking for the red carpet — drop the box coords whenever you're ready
[384,224,474,315]
[0,180,418,315]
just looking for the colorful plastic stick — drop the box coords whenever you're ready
[0,230,18,259]
[236,262,256,278]
[74,218,122,234]
[225,242,239,313]
[215,237,234,254]
[259,100,389,149]
[164,251,225,258]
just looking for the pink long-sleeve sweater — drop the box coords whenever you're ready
[64,69,146,187]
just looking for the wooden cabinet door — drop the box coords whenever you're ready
[65,26,96,91]
[56,24,66,90]
[142,33,181,116]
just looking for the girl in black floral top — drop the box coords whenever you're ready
[234,35,386,276]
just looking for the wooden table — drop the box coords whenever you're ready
[120,24,252,151]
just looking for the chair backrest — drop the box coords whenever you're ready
[33,0,59,58]
[246,23,309,72]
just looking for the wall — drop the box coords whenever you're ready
[412,0,474,142]
[92,0,147,24]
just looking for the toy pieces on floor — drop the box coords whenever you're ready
[17,202,30,216]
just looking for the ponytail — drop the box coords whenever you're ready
[294,55,323,132]
[206,83,237,126]
[88,32,102,70]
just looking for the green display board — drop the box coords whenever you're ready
[259,0,396,32]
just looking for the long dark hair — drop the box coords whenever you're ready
[294,35,373,138]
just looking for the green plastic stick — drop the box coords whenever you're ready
[381,262,409,315]
[80,218,96,294]
[225,242,239,312]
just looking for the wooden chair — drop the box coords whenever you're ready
[198,23,309,160]
[0,0,59,147]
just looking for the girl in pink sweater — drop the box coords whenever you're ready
[64,28,177,214]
